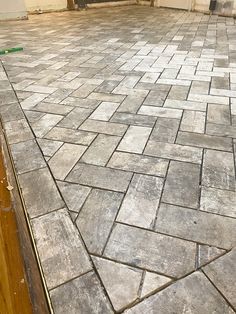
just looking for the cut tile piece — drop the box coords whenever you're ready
[162,161,200,209]
[81,134,120,166]
[180,110,205,133]
[118,126,151,154]
[50,272,112,314]
[19,168,64,218]
[176,131,232,152]
[76,189,123,254]
[203,249,236,308]
[141,271,172,298]
[67,163,132,192]
[126,272,233,314]
[58,107,93,129]
[155,203,236,249]
[107,151,168,177]
[48,143,86,180]
[201,187,236,218]
[202,150,235,190]
[37,138,63,157]
[93,257,142,311]
[11,139,46,174]
[32,208,92,290]
[57,181,91,213]
[89,102,119,121]
[144,141,202,164]
[117,174,163,229]
[198,244,226,267]
[150,117,180,143]
[104,223,196,278]
[31,113,63,138]
[79,119,127,136]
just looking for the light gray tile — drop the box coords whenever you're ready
[79,119,127,136]
[32,209,92,290]
[117,174,163,229]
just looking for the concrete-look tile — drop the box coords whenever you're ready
[188,93,229,105]
[144,141,202,164]
[44,89,72,103]
[117,96,144,114]
[150,117,179,143]
[24,85,57,94]
[48,143,86,180]
[164,99,207,111]
[11,139,46,174]
[93,257,142,312]
[111,112,156,127]
[58,107,93,129]
[31,113,63,138]
[89,102,119,121]
[45,127,96,145]
[117,174,163,229]
[0,90,18,106]
[61,97,100,110]
[57,181,91,213]
[206,122,236,138]
[201,186,236,218]
[104,223,196,278]
[25,110,45,123]
[118,126,151,154]
[167,85,189,100]
[67,163,132,192]
[155,203,236,249]
[0,103,25,123]
[79,119,127,136]
[203,249,236,308]
[81,134,120,166]
[36,138,63,157]
[190,80,210,95]
[32,209,92,290]
[4,119,34,144]
[162,161,200,209]
[19,168,64,218]
[202,150,235,191]
[198,244,226,267]
[180,110,205,133]
[141,271,172,298]
[207,104,230,125]
[32,102,73,115]
[176,131,232,152]
[143,90,169,107]
[108,151,168,177]
[88,92,125,103]
[138,106,182,119]
[126,272,233,314]
[76,189,123,254]
[50,272,112,314]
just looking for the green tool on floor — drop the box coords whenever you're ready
[0,47,23,55]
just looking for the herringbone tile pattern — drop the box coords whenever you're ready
[0,6,236,313]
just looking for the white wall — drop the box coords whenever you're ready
[0,0,27,20]
[24,0,67,12]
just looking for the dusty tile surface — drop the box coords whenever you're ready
[1,6,236,313]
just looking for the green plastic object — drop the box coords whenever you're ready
[0,47,23,55]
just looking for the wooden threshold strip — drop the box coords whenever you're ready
[0,126,51,314]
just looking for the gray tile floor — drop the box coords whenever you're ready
[0,5,236,313]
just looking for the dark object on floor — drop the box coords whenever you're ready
[209,0,217,11]
[75,0,88,9]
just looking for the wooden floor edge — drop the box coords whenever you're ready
[0,123,52,314]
